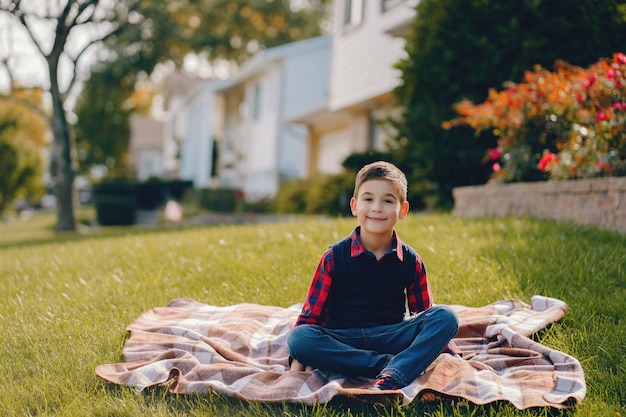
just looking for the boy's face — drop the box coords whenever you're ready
[350,179,409,237]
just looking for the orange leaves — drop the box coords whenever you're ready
[444,53,626,181]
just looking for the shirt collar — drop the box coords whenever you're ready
[349,226,404,261]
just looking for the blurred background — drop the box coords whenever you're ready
[1,0,625,230]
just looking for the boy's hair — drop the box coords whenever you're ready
[353,161,408,202]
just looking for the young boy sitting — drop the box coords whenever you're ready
[287,161,459,391]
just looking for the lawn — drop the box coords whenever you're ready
[0,211,624,416]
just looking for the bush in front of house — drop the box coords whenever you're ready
[196,188,243,213]
[272,172,354,217]
[445,52,626,182]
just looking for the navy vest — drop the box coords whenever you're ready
[326,236,417,329]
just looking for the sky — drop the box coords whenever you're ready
[0,1,111,103]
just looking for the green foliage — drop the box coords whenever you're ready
[74,70,134,177]
[392,0,626,208]
[303,173,354,216]
[0,114,45,216]
[341,150,393,172]
[272,172,354,216]
[196,187,244,212]
[445,53,626,182]
[0,214,624,416]
[270,177,311,214]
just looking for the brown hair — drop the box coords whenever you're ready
[353,161,408,202]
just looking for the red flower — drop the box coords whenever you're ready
[596,108,610,123]
[617,52,626,65]
[489,148,502,160]
[597,160,612,173]
[492,162,501,172]
[583,75,596,88]
[538,152,556,172]
[608,68,616,80]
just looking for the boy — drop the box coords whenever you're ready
[287,161,459,391]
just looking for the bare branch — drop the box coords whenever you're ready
[60,0,145,99]
[6,2,48,59]
[68,0,100,27]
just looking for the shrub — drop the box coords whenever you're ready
[271,173,354,216]
[165,180,194,201]
[303,173,354,217]
[196,188,243,213]
[445,52,626,182]
[270,178,311,214]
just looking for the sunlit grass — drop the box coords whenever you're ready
[0,213,624,416]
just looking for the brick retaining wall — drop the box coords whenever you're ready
[452,177,626,234]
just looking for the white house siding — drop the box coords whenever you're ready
[289,0,415,176]
[329,0,415,111]
[212,36,331,202]
[243,69,281,200]
[179,84,220,188]
[161,73,203,179]
[317,128,354,174]
[218,90,245,189]
[129,115,165,181]
[279,37,331,180]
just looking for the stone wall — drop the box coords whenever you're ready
[452,177,626,234]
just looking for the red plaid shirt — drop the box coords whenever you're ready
[295,228,433,327]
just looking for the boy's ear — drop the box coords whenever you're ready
[399,201,409,219]
[349,197,357,216]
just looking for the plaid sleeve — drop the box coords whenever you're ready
[295,248,334,327]
[406,256,433,314]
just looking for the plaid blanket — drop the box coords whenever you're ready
[95,295,585,409]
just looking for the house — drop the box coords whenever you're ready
[128,72,203,181]
[128,115,165,181]
[166,0,416,201]
[177,35,331,201]
[292,0,417,175]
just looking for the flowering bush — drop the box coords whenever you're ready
[443,53,626,182]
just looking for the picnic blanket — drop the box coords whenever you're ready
[95,295,586,409]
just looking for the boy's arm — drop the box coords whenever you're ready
[294,248,334,327]
[406,257,433,314]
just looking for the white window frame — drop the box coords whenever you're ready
[344,0,365,27]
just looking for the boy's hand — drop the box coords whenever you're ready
[289,359,313,372]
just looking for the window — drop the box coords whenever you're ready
[381,0,406,12]
[344,0,364,27]
[252,83,262,120]
[367,114,377,150]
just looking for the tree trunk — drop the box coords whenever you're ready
[50,93,77,232]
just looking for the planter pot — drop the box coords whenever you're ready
[93,181,138,226]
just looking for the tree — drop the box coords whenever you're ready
[391,0,626,208]
[73,0,329,179]
[0,89,47,215]
[0,0,148,231]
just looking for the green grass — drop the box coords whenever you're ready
[0,211,624,416]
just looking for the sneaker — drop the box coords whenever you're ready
[369,372,401,391]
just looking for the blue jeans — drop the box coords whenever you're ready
[287,305,458,387]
